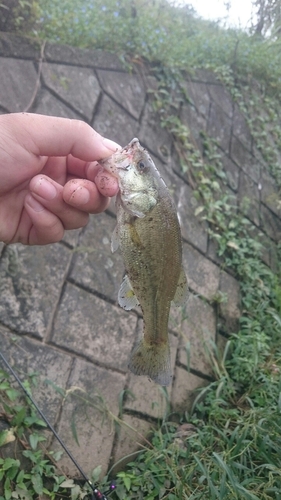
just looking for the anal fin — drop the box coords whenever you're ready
[118,274,139,311]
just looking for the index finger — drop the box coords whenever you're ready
[2,113,120,161]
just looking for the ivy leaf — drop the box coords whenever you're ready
[2,458,20,471]
[6,389,20,401]
[227,241,239,250]
[123,475,131,491]
[31,473,43,494]
[29,433,39,450]
[194,206,205,216]
[59,479,75,488]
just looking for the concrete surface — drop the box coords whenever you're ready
[0,32,279,478]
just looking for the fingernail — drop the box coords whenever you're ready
[102,137,121,152]
[25,194,45,212]
[70,186,90,205]
[32,177,57,200]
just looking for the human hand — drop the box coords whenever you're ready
[0,113,120,245]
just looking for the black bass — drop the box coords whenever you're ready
[100,138,187,386]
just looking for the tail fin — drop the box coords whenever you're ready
[128,339,172,386]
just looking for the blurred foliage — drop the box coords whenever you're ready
[0,0,39,33]
[251,0,281,36]
[2,0,281,98]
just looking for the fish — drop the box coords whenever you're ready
[100,138,188,386]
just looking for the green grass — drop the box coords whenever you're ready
[106,105,281,499]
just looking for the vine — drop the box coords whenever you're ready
[108,69,281,499]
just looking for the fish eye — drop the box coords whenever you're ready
[137,160,147,173]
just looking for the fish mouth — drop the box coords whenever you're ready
[100,137,142,176]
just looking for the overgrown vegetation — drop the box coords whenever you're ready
[2,0,281,95]
[0,369,67,499]
[1,0,281,498]
[102,71,281,497]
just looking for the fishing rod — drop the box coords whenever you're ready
[0,351,116,500]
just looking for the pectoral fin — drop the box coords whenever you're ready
[172,267,188,306]
[118,274,140,310]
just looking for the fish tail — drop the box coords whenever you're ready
[128,339,172,386]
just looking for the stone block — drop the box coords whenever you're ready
[260,170,281,218]
[181,79,211,117]
[42,63,100,120]
[51,282,138,372]
[34,89,80,119]
[97,70,146,120]
[207,101,232,153]
[232,104,252,148]
[252,146,267,171]
[138,100,172,163]
[221,152,240,192]
[62,228,83,248]
[112,414,153,473]
[177,183,208,253]
[192,69,219,84]
[238,171,260,226]
[247,225,273,268]
[230,136,260,182]
[182,243,220,300]
[69,212,124,303]
[207,237,225,267]
[0,57,37,112]
[0,243,71,338]
[0,33,41,59]
[0,326,72,427]
[178,294,216,375]
[218,271,240,334]
[44,42,124,71]
[260,203,281,242]
[171,366,207,412]
[125,332,179,419]
[52,358,125,477]
[93,93,138,146]
[180,102,207,153]
[208,83,233,118]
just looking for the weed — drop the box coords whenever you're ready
[0,369,70,499]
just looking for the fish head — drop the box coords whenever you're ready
[101,138,161,217]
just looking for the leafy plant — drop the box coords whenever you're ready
[0,369,73,499]
[104,51,281,499]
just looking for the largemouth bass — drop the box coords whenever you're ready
[100,138,187,386]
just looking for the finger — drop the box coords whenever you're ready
[24,194,65,245]
[63,178,111,214]
[65,156,119,196]
[29,175,89,229]
[94,167,119,197]
[5,113,120,161]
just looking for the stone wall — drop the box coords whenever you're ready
[0,33,280,476]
